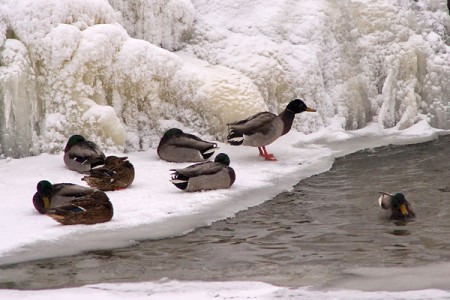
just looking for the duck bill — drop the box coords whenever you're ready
[306,107,316,112]
[400,204,409,216]
[43,196,50,211]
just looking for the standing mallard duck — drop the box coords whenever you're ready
[170,153,235,192]
[227,99,316,161]
[81,156,135,191]
[64,135,106,173]
[157,128,219,163]
[378,192,416,220]
[32,180,113,225]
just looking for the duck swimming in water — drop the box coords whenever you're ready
[378,192,416,220]
[227,99,316,161]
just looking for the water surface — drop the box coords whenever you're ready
[1,135,449,290]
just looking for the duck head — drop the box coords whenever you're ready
[33,180,53,213]
[163,128,183,138]
[65,135,86,152]
[391,193,410,218]
[286,99,316,114]
[215,153,231,166]
[379,192,414,220]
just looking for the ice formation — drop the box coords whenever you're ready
[108,0,196,51]
[0,0,449,157]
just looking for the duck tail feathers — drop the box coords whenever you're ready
[170,179,188,184]
[170,174,189,190]
[202,146,219,159]
[227,130,244,146]
[170,179,188,190]
[203,146,219,155]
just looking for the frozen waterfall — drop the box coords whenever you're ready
[0,0,449,158]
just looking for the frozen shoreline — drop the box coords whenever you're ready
[0,120,447,267]
[1,278,450,300]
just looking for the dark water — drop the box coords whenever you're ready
[1,135,449,290]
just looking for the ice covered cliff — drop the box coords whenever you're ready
[0,0,449,157]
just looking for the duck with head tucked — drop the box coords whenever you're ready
[82,156,135,191]
[170,153,235,192]
[157,128,219,163]
[378,192,416,220]
[64,135,106,173]
[227,98,316,161]
[33,180,113,225]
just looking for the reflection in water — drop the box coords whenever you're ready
[0,135,449,290]
[388,229,411,236]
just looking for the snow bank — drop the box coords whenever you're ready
[186,0,450,132]
[0,39,40,157]
[1,279,450,300]
[0,0,277,157]
[109,0,195,51]
[1,0,127,156]
[1,0,449,158]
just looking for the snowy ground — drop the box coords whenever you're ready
[2,280,450,300]
[1,120,449,298]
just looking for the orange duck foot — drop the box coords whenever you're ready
[258,147,277,161]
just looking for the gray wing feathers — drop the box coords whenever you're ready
[169,135,217,150]
[51,184,96,207]
[172,162,224,177]
[228,112,277,135]
[69,143,104,160]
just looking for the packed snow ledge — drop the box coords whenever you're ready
[0,120,448,266]
[2,279,450,300]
